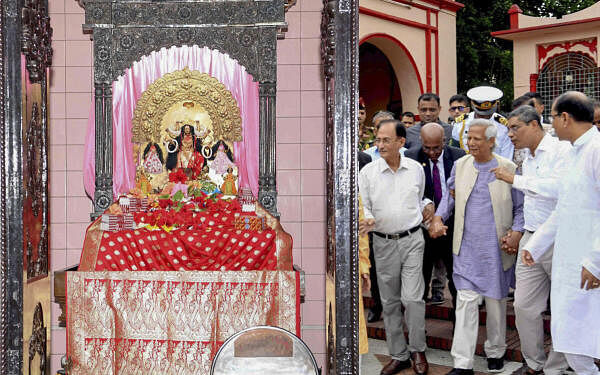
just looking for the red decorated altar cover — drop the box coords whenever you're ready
[67,270,300,375]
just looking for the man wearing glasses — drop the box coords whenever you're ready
[360,119,434,375]
[448,94,470,123]
[522,92,600,375]
[491,105,571,375]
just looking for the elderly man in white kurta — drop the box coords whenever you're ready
[492,105,571,375]
[523,92,600,375]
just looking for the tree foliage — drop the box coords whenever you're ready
[456,0,597,111]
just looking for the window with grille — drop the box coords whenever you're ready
[536,52,598,120]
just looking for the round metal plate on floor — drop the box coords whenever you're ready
[210,326,320,375]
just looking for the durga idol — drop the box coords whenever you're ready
[165,124,206,180]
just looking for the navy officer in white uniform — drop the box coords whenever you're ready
[450,86,514,160]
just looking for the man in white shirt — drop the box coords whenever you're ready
[359,119,434,375]
[491,105,570,375]
[364,110,402,323]
[522,92,600,375]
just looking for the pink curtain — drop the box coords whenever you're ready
[83,45,260,199]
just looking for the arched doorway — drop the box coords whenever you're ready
[536,52,598,119]
[359,34,423,123]
[359,42,402,123]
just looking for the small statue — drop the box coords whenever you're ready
[220,167,238,196]
[136,168,152,195]
[142,142,164,175]
[209,140,235,175]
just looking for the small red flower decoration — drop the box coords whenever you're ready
[169,169,188,184]
[158,199,173,209]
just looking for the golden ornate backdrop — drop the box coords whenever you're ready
[132,68,243,145]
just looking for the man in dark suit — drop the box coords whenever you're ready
[405,122,465,311]
[358,150,371,170]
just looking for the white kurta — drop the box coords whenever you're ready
[525,127,600,358]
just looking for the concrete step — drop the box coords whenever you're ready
[364,296,551,333]
[366,315,553,363]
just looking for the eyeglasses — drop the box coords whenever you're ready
[450,106,466,112]
[374,137,396,145]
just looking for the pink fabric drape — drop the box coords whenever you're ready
[83,45,259,199]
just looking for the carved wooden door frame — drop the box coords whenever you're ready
[1,0,26,372]
[321,0,361,373]
[0,0,52,373]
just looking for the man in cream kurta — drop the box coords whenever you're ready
[523,92,600,374]
[430,120,524,375]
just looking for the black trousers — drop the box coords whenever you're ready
[368,232,382,314]
[422,229,457,310]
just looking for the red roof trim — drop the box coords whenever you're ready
[492,16,600,37]
[389,0,436,12]
[359,6,437,31]
[420,0,464,12]
[384,0,464,13]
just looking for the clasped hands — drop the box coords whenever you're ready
[428,216,447,238]
[500,229,522,255]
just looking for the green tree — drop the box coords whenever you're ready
[456,0,597,111]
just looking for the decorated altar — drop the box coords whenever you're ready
[62,0,298,369]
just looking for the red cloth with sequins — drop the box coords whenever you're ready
[94,210,277,272]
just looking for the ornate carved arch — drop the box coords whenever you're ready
[83,0,289,217]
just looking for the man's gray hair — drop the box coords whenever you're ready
[508,105,542,129]
[372,110,395,125]
[469,119,497,150]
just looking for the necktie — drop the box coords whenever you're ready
[432,162,442,207]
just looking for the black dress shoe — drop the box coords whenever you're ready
[487,357,504,373]
[429,293,445,305]
[367,309,382,323]
[380,358,411,375]
[445,368,474,375]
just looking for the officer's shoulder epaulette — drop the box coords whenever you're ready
[493,113,508,126]
[455,113,467,123]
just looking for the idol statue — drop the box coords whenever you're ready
[209,140,235,175]
[220,167,238,196]
[165,123,207,180]
[142,142,164,175]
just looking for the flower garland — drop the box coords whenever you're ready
[132,191,242,230]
